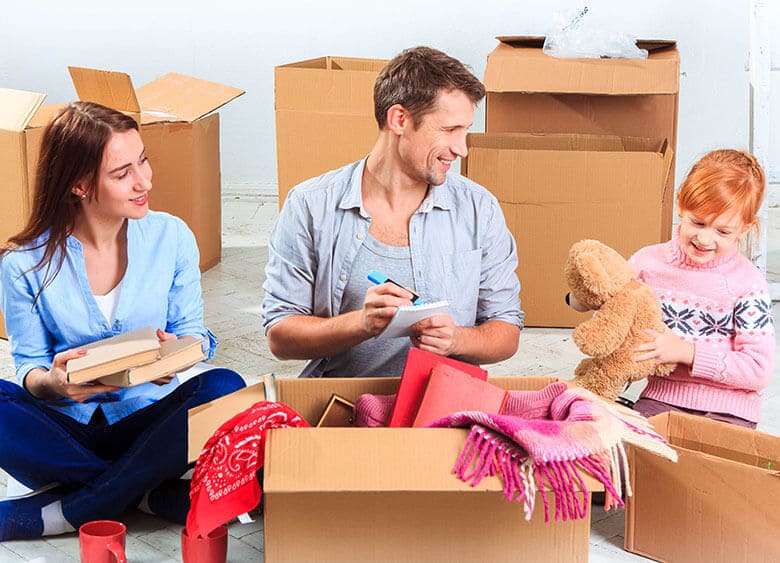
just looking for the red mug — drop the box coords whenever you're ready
[181,525,228,563]
[79,520,127,563]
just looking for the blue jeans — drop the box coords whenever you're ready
[0,369,245,526]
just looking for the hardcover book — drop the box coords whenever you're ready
[412,363,507,428]
[65,326,160,384]
[98,337,206,387]
[388,348,488,427]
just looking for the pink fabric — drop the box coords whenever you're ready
[429,383,676,522]
[354,393,396,427]
[186,401,310,538]
[629,230,775,423]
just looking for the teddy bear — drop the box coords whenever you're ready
[564,239,675,401]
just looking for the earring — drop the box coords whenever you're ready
[80,194,86,200]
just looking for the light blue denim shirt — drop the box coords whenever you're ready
[0,211,216,424]
[262,158,524,378]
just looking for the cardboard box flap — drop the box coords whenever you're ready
[485,36,679,95]
[68,67,141,114]
[265,427,600,493]
[660,411,780,470]
[136,73,245,123]
[0,88,46,132]
[279,55,387,73]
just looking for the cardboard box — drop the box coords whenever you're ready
[0,88,51,338]
[262,376,597,563]
[462,133,673,327]
[625,411,780,562]
[483,36,679,198]
[274,56,386,207]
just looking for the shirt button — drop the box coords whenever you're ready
[339,274,348,282]
[356,233,364,240]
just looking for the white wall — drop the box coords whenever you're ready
[1,0,751,193]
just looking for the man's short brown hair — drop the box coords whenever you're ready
[374,46,485,129]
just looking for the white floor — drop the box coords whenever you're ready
[0,190,778,562]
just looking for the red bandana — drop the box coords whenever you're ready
[186,401,310,538]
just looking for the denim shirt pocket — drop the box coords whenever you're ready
[440,248,481,324]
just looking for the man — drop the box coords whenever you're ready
[263,46,523,377]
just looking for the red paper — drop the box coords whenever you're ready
[388,348,487,427]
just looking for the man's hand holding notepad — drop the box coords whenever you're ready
[375,300,449,339]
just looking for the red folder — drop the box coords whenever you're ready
[412,363,507,428]
[388,348,487,427]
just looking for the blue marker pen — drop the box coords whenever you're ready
[367,269,422,305]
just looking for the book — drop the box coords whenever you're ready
[387,347,488,427]
[98,337,206,387]
[412,363,507,428]
[377,300,449,339]
[65,326,160,384]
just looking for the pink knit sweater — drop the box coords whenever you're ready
[629,233,775,423]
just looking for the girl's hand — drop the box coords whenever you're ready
[633,327,695,366]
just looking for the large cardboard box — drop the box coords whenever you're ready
[262,376,597,563]
[274,56,387,207]
[463,133,673,327]
[483,36,679,196]
[0,72,243,338]
[625,411,780,562]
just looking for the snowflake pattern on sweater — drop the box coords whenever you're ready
[659,292,773,339]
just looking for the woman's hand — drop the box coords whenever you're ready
[26,348,120,402]
[633,327,695,366]
[150,328,179,385]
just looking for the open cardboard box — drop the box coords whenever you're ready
[625,411,780,562]
[462,132,673,328]
[274,56,387,207]
[483,35,679,193]
[230,376,599,563]
[0,72,243,338]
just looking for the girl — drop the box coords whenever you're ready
[0,102,245,540]
[631,149,774,429]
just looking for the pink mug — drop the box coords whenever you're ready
[181,525,228,563]
[79,520,127,563]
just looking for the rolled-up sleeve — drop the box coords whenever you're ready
[262,190,318,333]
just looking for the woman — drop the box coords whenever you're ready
[0,102,245,540]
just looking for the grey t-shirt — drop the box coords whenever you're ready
[320,233,415,377]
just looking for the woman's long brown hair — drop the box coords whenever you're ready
[1,102,139,302]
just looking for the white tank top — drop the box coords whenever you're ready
[93,279,123,324]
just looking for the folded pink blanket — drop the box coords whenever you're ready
[429,383,677,522]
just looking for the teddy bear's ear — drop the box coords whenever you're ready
[575,252,613,297]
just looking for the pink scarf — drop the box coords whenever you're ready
[429,384,677,522]
[186,401,310,538]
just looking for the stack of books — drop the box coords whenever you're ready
[66,326,206,387]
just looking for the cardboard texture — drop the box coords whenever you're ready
[263,376,595,563]
[274,56,387,207]
[463,132,672,327]
[625,411,780,562]
[483,36,679,191]
[187,381,267,463]
[0,88,47,338]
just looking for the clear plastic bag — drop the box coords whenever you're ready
[543,7,648,60]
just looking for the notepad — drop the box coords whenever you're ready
[376,300,449,339]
